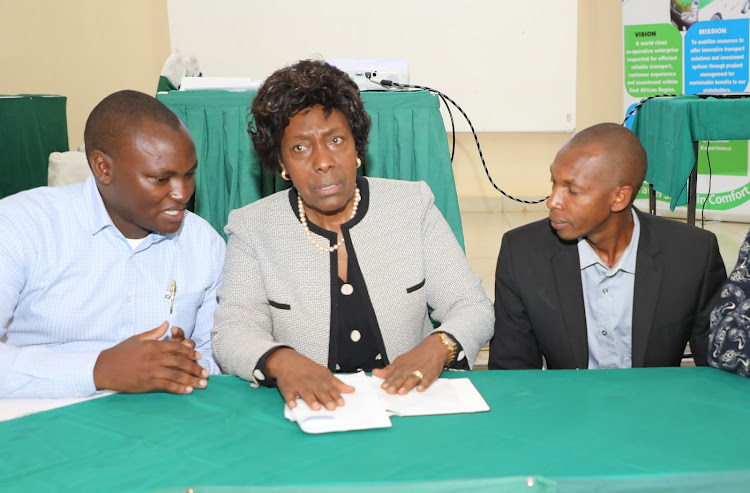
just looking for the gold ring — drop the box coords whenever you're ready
[411,370,424,381]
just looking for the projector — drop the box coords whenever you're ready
[327,59,408,91]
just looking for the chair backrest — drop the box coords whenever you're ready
[48,150,90,187]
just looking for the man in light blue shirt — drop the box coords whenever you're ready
[0,90,226,398]
[579,209,639,369]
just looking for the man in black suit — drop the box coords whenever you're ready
[489,123,726,370]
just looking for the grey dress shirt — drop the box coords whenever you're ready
[578,210,640,369]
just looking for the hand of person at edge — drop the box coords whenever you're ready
[93,321,208,394]
[266,348,355,411]
[372,334,449,395]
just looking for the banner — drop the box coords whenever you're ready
[623,0,750,221]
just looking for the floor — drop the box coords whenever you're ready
[462,210,750,368]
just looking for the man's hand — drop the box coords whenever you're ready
[372,334,450,395]
[170,326,197,349]
[266,348,354,411]
[93,321,209,394]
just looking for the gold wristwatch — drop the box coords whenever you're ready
[437,332,458,366]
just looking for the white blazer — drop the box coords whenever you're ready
[212,177,494,383]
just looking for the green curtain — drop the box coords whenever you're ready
[157,75,178,93]
[631,95,750,210]
[157,90,463,247]
[0,95,68,199]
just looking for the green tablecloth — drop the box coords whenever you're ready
[3,367,750,492]
[157,90,463,247]
[630,95,750,210]
[0,95,69,199]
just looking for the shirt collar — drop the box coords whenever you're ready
[84,175,115,236]
[578,209,640,276]
[83,175,173,246]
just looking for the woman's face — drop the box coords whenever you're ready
[279,105,358,223]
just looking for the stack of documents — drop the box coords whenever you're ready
[284,372,490,434]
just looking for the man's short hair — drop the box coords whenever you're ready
[83,90,183,162]
[567,122,648,193]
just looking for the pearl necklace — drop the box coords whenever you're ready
[298,187,361,253]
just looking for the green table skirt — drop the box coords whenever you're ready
[2,367,750,492]
[157,90,463,247]
[0,95,69,199]
[630,95,750,210]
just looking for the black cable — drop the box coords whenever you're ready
[621,93,681,125]
[366,75,548,204]
[436,92,455,163]
[701,140,712,229]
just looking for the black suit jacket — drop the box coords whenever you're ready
[489,209,727,369]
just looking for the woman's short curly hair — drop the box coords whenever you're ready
[249,59,371,174]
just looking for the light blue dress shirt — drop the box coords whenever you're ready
[0,176,226,398]
[578,210,640,369]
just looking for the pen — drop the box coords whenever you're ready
[169,280,176,314]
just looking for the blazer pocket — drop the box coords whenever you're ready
[406,279,426,294]
[268,300,291,310]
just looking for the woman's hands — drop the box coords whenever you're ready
[265,348,354,410]
[372,334,451,395]
[265,335,452,410]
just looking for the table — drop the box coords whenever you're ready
[157,90,464,247]
[630,95,750,224]
[0,95,69,199]
[3,367,750,492]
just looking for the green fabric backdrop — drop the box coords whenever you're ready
[0,95,69,199]
[157,90,464,247]
[631,95,750,210]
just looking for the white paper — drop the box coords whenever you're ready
[370,376,490,417]
[284,373,489,434]
[0,391,115,422]
[285,372,391,434]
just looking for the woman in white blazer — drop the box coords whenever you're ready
[212,60,493,411]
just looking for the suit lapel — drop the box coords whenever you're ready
[632,211,662,367]
[551,242,589,368]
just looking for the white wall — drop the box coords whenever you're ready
[0,0,171,151]
[167,0,578,133]
[2,0,623,202]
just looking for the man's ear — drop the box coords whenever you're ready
[89,150,113,185]
[610,186,634,213]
